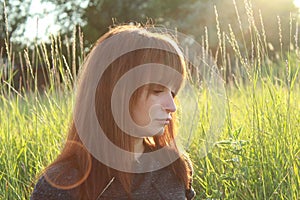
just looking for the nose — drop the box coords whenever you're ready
[163,92,176,113]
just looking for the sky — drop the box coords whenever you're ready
[24,0,300,43]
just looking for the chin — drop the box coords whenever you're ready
[154,127,165,136]
[141,127,165,137]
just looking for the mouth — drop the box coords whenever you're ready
[156,118,172,125]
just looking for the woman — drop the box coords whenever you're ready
[31,24,196,200]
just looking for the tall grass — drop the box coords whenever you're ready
[191,84,300,199]
[189,1,300,199]
[0,24,82,199]
[1,1,300,199]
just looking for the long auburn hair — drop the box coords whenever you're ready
[42,24,192,199]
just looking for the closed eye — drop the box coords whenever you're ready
[149,84,175,97]
[153,90,164,93]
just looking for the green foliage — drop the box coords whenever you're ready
[39,0,297,51]
[0,0,32,51]
[190,84,300,199]
[1,0,300,199]
[0,91,73,199]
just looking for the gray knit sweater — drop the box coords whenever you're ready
[31,165,195,200]
[31,147,195,200]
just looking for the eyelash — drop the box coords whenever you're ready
[153,90,164,93]
[153,90,175,98]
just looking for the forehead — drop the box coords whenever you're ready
[135,66,183,94]
[137,49,185,84]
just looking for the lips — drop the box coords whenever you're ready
[156,118,172,125]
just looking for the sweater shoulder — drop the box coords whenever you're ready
[31,175,74,200]
[31,166,80,200]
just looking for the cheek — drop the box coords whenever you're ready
[134,108,150,126]
[130,92,165,127]
[138,105,167,126]
[130,98,151,126]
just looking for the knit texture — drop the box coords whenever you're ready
[31,166,195,200]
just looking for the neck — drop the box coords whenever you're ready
[134,138,145,160]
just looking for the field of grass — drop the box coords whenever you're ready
[1,2,300,199]
[191,84,300,199]
[1,69,299,199]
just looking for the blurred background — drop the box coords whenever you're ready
[1,0,298,50]
[0,0,299,90]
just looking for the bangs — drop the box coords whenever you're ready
[131,47,186,97]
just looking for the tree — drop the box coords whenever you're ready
[41,0,196,47]
[0,0,32,53]
[43,0,297,51]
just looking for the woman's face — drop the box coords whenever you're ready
[131,84,176,137]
